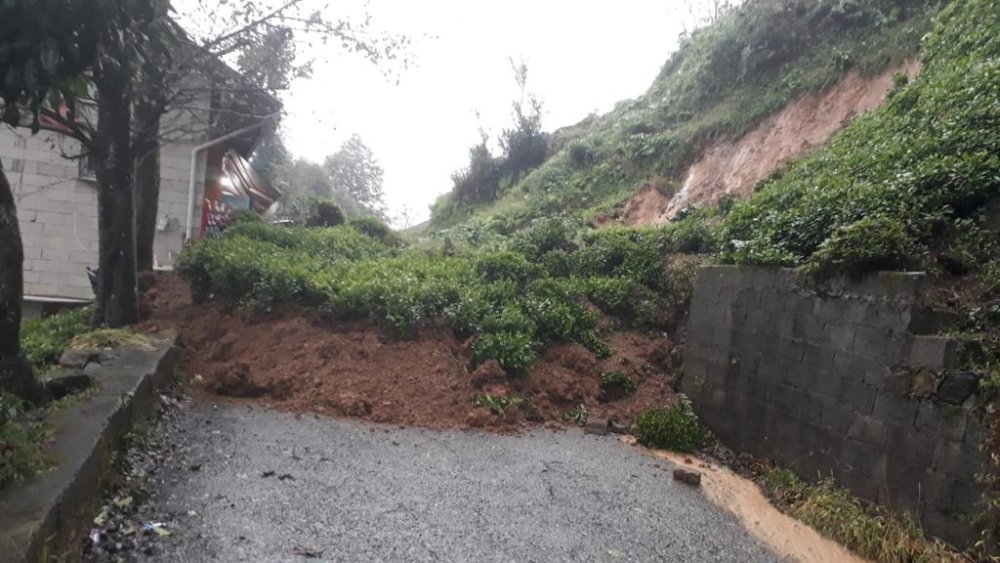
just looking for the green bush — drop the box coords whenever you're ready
[474,251,536,283]
[348,216,393,243]
[473,332,536,373]
[228,209,264,226]
[21,307,92,372]
[801,215,919,280]
[178,202,682,373]
[719,0,1000,276]
[304,196,346,228]
[634,396,704,452]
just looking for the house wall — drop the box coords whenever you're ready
[1,105,208,302]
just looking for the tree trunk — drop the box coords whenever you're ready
[0,163,45,403]
[134,98,161,272]
[92,69,139,328]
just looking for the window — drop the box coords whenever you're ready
[78,152,98,181]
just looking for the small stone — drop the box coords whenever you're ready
[59,348,98,368]
[608,421,630,435]
[673,468,702,487]
[910,369,938,398]
[584,417,609,435]
[42,373,92,399]
[936,371,982,405]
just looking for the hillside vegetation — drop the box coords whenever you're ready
[177,216,697,374]
[430,0,943,233]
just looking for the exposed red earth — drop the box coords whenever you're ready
[140,272,679,431]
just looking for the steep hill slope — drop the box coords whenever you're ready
[430,0,943,234]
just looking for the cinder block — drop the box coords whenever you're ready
[817,395,854,434]
[831,351,870,381]
[932,439,969,474]
[872,392,918,426]
[813,369,842,399]
[914,401,966,441]
[847,415,888,447]
[840,379,877,414]
[908,336,958,369]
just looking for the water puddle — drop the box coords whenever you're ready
[624,438,866,563]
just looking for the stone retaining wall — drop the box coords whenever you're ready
[681,266,989,547]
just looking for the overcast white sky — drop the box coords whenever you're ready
[176,1,701,225]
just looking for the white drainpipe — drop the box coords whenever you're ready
[184,114,278,240]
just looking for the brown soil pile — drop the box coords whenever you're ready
[622,61,921,225]
[141,273,679,431]
[621,181,675,226]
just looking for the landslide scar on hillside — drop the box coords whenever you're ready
[622,60,921,226]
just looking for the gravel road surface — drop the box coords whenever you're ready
[102,401,781,562]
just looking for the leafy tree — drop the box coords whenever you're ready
[0,0,99,402]
[498,59,547,181]
[324,134,388,220]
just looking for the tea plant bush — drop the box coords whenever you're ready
[429,0,941,229]
[178,215,691,374]
[634,396,704,452]
[720,0,1000,279]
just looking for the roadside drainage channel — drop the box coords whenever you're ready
[0,334,179,563]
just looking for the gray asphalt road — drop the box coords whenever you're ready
[126,402,780,563]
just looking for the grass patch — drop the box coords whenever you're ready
[760,468,968,562]
[21,306,92,372]
[0,395,52,491]
[68,329,152,351]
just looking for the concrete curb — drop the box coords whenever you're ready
[0,333,179,563]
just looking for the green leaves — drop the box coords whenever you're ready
[634,397,705,452]
[719,0,1000,279]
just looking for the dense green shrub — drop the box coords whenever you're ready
[304,196,346,228]
[178,208,689,373]
[635,397,704,452]
[228,209,264,226]
[473,251,536,283]
[719,0,1000,278]
[348,216,393,243]
[802,215,919,280]
[21,306,92,372]
[473,332,536,373]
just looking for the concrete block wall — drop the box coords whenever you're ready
[1,107,208,301]
[682,266,989,547]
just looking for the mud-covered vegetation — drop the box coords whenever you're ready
[430,0,942,231]
[177,215,697,374]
